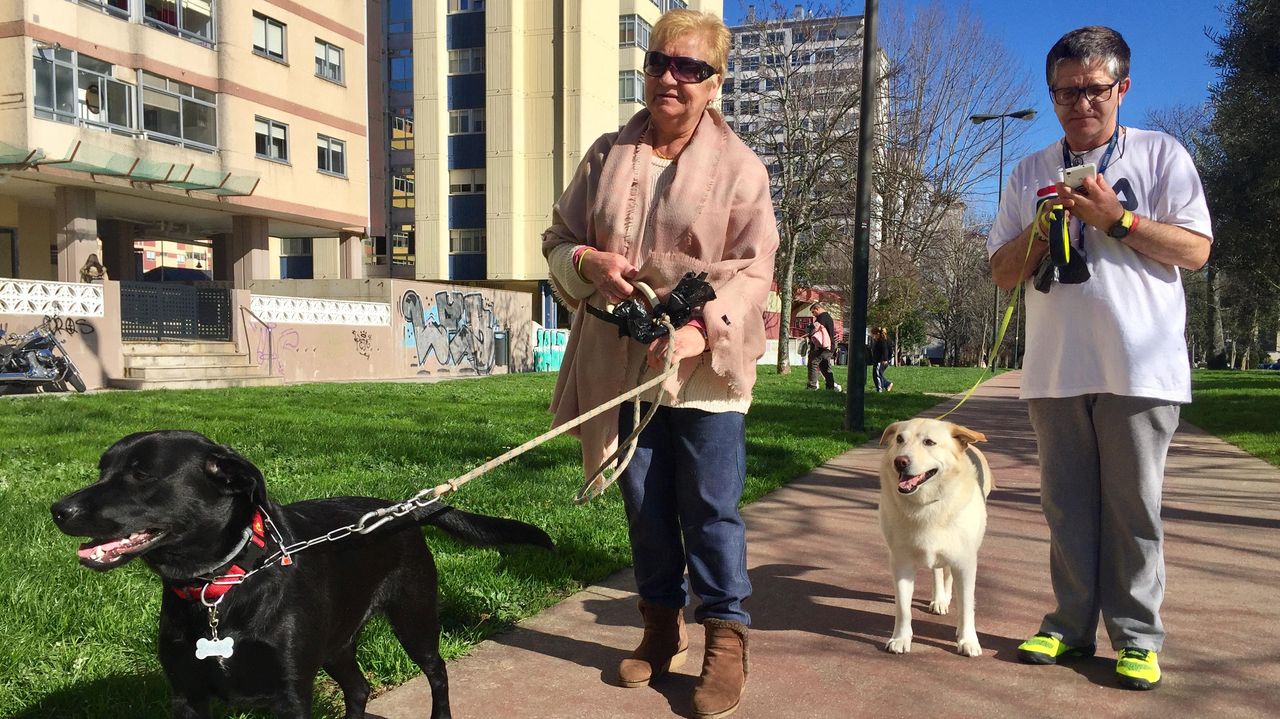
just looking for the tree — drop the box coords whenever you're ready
[730,3,867,372]
[1202,0,1280,365]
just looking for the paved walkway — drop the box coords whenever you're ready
[369,371,1280,718]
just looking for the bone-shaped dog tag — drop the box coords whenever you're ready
[195,636,235,660]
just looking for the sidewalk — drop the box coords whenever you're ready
[369,371,1280,719]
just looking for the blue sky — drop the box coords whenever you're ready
[722,0,1228,214]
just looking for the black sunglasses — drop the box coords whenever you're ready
[644,50,718,84]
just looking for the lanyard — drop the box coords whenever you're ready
[1061,124,1120,175]
[1059,125,1121,240]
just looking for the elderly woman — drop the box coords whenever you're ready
[542,9,777,718]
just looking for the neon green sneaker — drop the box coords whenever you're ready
[1116,648,1161,690]
[1016,632,1096,665]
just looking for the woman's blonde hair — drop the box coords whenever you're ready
[651,9,730,76]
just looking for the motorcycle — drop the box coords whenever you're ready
[0,321,88,393]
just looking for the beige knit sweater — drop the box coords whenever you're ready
[542,108,779,478]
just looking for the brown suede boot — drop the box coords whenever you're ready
[616,600,688,687]
[692,619,749,719]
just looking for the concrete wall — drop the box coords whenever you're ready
[0,280,121,391]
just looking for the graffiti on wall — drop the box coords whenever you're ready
[400,290,507,375]
[255,323,300,373]
[533,328,569,372]
[351,330,373,359]
[42,316,95,337]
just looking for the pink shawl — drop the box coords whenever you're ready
[542,108,779,477]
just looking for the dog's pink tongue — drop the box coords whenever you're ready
[77,537,130,561]
[898,474,926,492]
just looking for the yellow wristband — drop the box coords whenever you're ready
[574,247,595,281]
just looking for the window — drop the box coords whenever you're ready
[144,0,214,45]
[447,0,484,12]
[389,49,412,91]
[448,107,485,134]
[449,228,485,254]
[739,34,759,48]
[722,100,735,115]
[722,78,735,94]
[255,117,289,162]
[448,47,485,75]
[765,54,785,67]
[391,168,415,208]
[619,70,644,103]
[391,112,414,151]
[666,0,687,10]
[253,13,287,61]
[391,224,414,265]
[387,0,411,32]
[33,44,136,133]
[315,40,343,83]
[281,238,312,256]
[140,71,217,149]
[449,168,486,194]
[619,15,651,50]
[76,0,130,18]
[792,51,811,67]
[317,135,346,176]
[767,31,785,45]
[816,48,836,64]
[739,100,759,115]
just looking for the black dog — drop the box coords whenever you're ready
[50,430,554,719]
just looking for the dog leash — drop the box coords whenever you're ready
[935,210,1046,421]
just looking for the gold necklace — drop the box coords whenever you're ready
[653,146,676,160]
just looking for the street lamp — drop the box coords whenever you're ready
[970,107,1036,369]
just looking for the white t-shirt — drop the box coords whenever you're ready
[987,127,1212,403]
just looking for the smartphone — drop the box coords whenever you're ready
[1060,162,1097,189]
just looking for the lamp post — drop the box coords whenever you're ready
[970,108,1036,369]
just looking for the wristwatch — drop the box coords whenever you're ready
[1107,210,1135,239]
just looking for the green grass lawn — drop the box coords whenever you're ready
[0,365,978,719]
[1184,369,1280,466]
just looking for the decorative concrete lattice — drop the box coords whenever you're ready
[250,294,391,326]
[0,279,104,317]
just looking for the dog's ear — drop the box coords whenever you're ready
[951,424,987,447]
[879,422,901,447]
[205,445,268,506]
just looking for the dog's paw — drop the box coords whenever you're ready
[956,637,982,657]
[927,599,951,615]
[885,636,912,654]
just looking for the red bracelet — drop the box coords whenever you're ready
[1131,213,1141,232]
[571,245,594,281]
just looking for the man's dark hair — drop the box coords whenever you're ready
[1045,26,1130,86]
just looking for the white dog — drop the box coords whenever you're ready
[878,418,993,657]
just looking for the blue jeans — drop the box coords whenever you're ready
[617,404,751,625]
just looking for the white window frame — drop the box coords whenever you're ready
[73,0,130,18]
[255,116,289,162]
[391,113,414,151]
[33,44,137,134]
[316,134,346,177]
[391,167,415,208]
[448,108,485,135]
[447,0,485,13]
[619,15,652,50]
[143,0,216,46]
[314,39,344,83]
[448,47,485,75]
[253,13,287,62]
[139,70,217,150]
[448,168,486,194]
[619,70,644,103]
[449,228,486,254]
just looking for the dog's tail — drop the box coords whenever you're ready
[412,504,555,550]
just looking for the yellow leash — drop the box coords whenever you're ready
[936,206,1054,420]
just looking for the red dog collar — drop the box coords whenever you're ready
[171,510,270,602]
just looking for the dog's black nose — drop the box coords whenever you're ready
[51,499,81,528]
[893,456,910,472]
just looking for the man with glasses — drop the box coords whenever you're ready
[987,26,1212,691]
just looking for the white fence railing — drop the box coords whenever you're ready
[249,294,391,326]
[0,279,104,317]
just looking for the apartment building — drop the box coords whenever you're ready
[0,0,370,286]
[366,0,717,327]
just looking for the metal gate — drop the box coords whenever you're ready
[120,282,232,341]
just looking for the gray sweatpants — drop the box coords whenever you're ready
[1028,394,1180,652]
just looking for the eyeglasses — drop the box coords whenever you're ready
[1049,80,1120,106]
[643,51,718,84]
